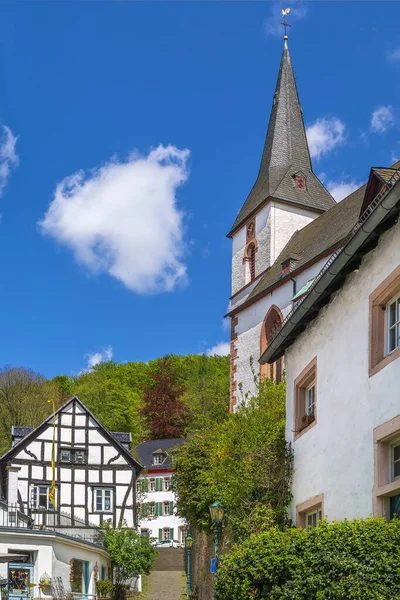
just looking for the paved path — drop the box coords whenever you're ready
[144,570,186,600]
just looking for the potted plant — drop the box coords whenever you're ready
[96,579,113,599]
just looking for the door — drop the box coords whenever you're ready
[8,564,34,600]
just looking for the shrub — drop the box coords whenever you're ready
[96,580,113,598]
[215,517,400,599]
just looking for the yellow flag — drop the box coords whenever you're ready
[48,399,56,508]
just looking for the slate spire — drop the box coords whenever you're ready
[228,37,335,237]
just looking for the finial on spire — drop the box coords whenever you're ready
[281,8,291,40]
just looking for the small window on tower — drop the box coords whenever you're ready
[295,175,306,190]
[246,221,255,243]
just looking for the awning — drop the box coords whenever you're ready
[0,554,28,563]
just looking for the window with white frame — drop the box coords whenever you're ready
[387,295,400,355]
[306,383,315,417]
[391,441,400,481]
[148,503,155,517]
[74,449,85,464]
[136,481,141,494]
[31,485,54,510]
[163,477,170,491]
[95,488,112,512]
[153,453,165,465]
[149,479,156,492]
[306,508,322,528]
[163,502,170,516]
[163,528,170,541]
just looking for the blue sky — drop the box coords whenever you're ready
[0,1,399,377]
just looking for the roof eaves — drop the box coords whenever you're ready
[261,171,400,364]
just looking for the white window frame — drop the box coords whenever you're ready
[163,502,170,516]
[386,294,400,356]
[163,477,170,491]
[136,481,141,494]
[148,503,155,517]
[94,488,113,512]
[391,439,400,482]
[153,454,165,465]
[305,508,322,528]
[149,479,156,493]
[305,383,315,417]
[74,449,85,464]
[163,528,170,541]
[31,485,54,510]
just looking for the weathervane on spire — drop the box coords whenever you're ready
[281,8,291,37]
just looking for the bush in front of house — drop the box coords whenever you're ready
[215,517,400,599]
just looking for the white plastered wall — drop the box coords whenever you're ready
[285,221,400,523]
[0,531,110,599]
[230,201,318,306]
[232,257,329,409]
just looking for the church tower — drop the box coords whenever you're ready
[228,36,335,305]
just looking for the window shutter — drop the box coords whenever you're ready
[158,528,162,541]
[157,502,162,516]
[156,478,162,492]
[169,501,174,514]
[142,503,148,517]
[142,479,148,493]
[170,528,174,541]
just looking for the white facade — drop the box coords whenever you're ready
[284,220,400,523]
[231,202,318,301]
[137,470,187,545]
[0,529,110,599]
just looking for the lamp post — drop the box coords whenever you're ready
[185,534,193,596]
[209,501,224,600]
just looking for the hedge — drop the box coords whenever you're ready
[215,517,400,599]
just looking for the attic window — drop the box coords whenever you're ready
[153,452,166,465]
[281,257,299,276]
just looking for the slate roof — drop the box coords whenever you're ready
[12,426,34,438]
[111,432,132,445]
[228,39,335,237]
[135,438,186,471]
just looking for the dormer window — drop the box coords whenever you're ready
[292,172,306,190]
[153,451,166,465]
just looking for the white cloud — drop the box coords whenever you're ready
[327,179,363,202]
[206,342,230,357]
[370,106,395,134]
[391,154,399,164]
[387,48,400,63]
[265,3,307,38]
[306,118,345,160]
[0,126,19,196]
[39,145,190,294]
[82,345,113,373]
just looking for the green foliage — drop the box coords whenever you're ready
[95,579,113,598]
[172,379,292,538]
[99,521,157,593]
[216,517,400,600]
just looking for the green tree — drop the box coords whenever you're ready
[216,517,400,600]
[99,521,157,600]
[0,366,64,453]
[173,379,292,538]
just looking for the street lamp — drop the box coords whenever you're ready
[185,534,193,596]
[209,501,224,600]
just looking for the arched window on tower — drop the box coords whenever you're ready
[248,243,256,282]
[260,306,284,383]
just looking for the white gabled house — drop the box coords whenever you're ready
[135,439,188,546]
[0,395,142,599]
[261,167,400,527]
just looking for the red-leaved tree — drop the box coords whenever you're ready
[140,356,188,439]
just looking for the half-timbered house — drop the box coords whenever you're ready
[0,396,142,599]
